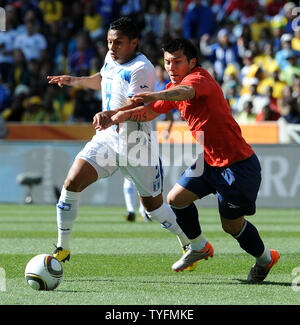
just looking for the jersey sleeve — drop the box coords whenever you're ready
[149,100,174,114]
[180,73,211,99]
[127,64,156,98]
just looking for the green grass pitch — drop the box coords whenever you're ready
[0,204,300,305]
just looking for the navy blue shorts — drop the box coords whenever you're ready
[177,154,261,219]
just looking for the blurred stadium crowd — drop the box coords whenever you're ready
[0,0,299,125]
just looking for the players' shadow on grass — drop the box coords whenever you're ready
[236,279,291,287]
[58,278,290,293]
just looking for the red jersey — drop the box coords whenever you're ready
[150,66,254,167]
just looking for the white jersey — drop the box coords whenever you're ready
[77,52,162,197]
[94,52,156,152]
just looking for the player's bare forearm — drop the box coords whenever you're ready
[73,73,101,90]
[48,73,101,90]
[93,101,146,130]
[132,85,195,103]
[159,85,195,101]
[95,105,159,130]
[126,105,159,122]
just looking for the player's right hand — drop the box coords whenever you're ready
[47,75,74,88]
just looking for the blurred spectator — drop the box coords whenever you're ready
[14,20,47,62]
[7,49,30,90]
[249,6,270,43]
[222,0,259,24]
[200,28,239,82]
[235,100,256,124]
[223,80,240,116]
[256,104,281,122]
[277,84,294,116]
[241,63,266,95]
[266,0,286,17]
[22,95,44,122]
[1,85,29,122]
[39,0,63,25]
[265,85,279,113]
[275,33,300,71]
[15,0,44,26]
[95,0,121,30]
[270,14,286,53]
[254,42,279,77]
[154,64,169,92]
[283,97,300,124]
[42,87,62,122]
[183,0,216,42]
[71,88,100,122]
[0,5,17,83]
[280,50,300,86]
[168,0,185,38]
[0,115,8,138]
[281,1,297,35]
[240,50,254,84]
[238,78,269,115]
[84,2,104,40]
[0,74,12,113]
[44,22,62,65]
[292,29,300,52]
[291,75,300,99]
[69,32,95,76]
[67,2,84,34]
[120,0,142,18]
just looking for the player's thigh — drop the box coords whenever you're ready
[172,162,215,207]
[64,157,98,192]
[120,162,163,199]
[75,140,119,181]
[167,183,199,208]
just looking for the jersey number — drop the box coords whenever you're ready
[105,93,111,111]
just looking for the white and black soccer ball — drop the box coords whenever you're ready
[25,254,63,291]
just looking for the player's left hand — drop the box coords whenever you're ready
[93,111,115,130]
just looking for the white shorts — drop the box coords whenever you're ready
[76,134,163,197]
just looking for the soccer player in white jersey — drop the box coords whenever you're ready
[47,17,190,263]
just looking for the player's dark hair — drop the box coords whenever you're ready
[162,38,201,66]
[109,17,139,41]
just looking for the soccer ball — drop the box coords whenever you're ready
[25,254,63,291]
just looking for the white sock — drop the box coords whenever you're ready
[139,201,146,218]
[123,179,136,213]
[190,234,207,251]
[256,247,272,267]
[177,235,190,249]
[147,203,188,240]
[56,187,80,250]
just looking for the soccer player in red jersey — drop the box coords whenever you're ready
[93,38,279,283]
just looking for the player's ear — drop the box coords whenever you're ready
[189,58,197,69]
[131,37,138,50]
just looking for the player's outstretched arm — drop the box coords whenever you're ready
[47,72,101,90]
[99,105,160,130]
[132,85,195,103]
[93,101,147,130]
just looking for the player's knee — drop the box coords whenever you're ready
[141,194,163,212]
[167,191,184,208]
[63,177,82,192]
[221,216,245,236]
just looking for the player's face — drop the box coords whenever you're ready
[164,50,196,84]
[107,29,138,64]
